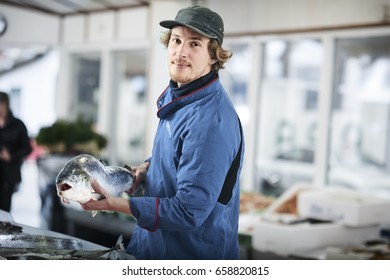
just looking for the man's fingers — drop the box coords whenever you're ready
[90,179,111,199]
[91,179,102,192]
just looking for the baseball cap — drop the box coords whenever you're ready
[160,6,224,45]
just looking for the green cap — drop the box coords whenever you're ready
[160,6,224,45]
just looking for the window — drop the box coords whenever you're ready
[328,36,390,198]
[70,53,101,123]
[219,43,252,126]
[256,39,323,196]
[111,50,148,166]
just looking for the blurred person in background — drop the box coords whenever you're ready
[82,5,244,259]
[0,91,32,212]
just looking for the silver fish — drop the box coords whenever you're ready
[55,154,135,216]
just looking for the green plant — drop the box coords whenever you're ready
[35,119,107,155]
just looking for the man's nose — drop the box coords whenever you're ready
[175,43,188,58]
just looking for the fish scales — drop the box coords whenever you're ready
[55,154,135,216]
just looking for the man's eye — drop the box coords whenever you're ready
[172,38,181,44]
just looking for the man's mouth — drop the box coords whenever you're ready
[173,61,189,69]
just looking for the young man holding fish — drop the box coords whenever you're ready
[82,5,244,259]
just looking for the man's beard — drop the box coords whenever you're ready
[169,69,191,85]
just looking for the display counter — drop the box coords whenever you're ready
[0,210,135,260]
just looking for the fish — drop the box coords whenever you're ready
[55,154,136,217]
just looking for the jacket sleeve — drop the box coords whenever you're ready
[130,112,241,231]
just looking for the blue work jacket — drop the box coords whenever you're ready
[127,77,244,259]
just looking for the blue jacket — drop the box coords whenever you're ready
[127,77,244,259]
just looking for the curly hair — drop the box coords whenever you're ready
[160,30,232,73]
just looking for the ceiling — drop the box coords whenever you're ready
[1,0,151,16]
[0,0,199,75]
[0,0,153,75]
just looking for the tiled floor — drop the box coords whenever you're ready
[10,160,41,228]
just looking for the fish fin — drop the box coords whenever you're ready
[114,234,126,252]
[62,197,70,204]
[123,165,133,172]
[129,181,145,197]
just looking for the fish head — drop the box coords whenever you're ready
[56,164,95,204]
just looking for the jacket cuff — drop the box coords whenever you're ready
[130,196,159,232]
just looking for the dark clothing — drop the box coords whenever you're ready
[0,182,17,213]
[0,111,32,212]
[170,71,217,98]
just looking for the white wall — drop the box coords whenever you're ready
[62,15,85,44]
[61,6,150,45]
[0,4,59,45]
[208,0,390,33]
[0,50,59,136]
[118,7,149,41]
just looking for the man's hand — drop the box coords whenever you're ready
[129,161,150,194]
[80,179,133,215]
[80,180,111,211]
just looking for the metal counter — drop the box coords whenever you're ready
[0,210,135,260]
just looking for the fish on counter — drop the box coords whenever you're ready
[0,220,134,260]
[55,154,141,217]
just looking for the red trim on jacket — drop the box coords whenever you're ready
[156,85,170,108]
[156,77,218,117]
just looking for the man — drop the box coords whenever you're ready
[0,91,32,212]
[82,5,244,259]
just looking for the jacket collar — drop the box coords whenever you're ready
[171,71,217,98]
[157,76,220,119]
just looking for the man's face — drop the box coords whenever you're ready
[167,26,214,87]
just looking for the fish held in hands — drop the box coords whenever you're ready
[55,154,134,216]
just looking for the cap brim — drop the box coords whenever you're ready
[159,20,180,29]
[159,20,217,41]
